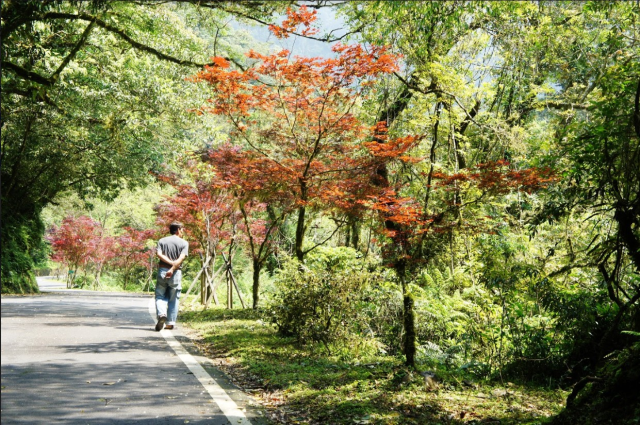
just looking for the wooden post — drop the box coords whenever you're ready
[229,267,246,309]
[227,266,233,309]
[200,269,206,305]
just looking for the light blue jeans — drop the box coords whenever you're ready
[156,268,182,325]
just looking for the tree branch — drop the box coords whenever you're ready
[2,61,53,86]
[302,220,347,255]
[599,262,623,307]
[214,3,360,43]
[51,21,96,81]
[634,78,640,141]
[34,12,243,69]
[2,86,63,110]
[44,12,207,66]
[525,100,590,112]
[454,98,481,169]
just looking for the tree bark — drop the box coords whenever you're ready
[374,77,417,368]
[348,215,360,250]
[614,208,640,272]
[295,205,306,262]
[403,293,417,368]
[397,261,416,368]
[252,258,261,310]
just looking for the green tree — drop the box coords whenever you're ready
[337,1,639,386]
[1,0,288,293]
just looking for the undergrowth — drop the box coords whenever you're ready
[181,306,567,425]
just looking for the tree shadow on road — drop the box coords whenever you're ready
[1,361,229,424]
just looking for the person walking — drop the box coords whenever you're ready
[155,222,188,331]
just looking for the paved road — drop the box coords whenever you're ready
[1,279,266,424]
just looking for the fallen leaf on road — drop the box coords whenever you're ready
[103,382,116,385]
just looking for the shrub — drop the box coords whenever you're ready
[360,279,404,355]
[1,212,46,294]
[267,247,386,352]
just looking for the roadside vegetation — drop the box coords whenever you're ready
[181,303,568,425]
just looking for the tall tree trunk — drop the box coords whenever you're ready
[396,261,416,368]
[403,293,417,368]
[349,216,360,250]
[375,78,416,367]
[295,204,306,263]
[252,258,261,310]
[295,179,309,263]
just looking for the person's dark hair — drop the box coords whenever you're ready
[169,222,183,235]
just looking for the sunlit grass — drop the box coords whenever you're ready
[181,306,567,424]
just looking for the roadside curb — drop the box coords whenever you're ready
[148,300,271,425]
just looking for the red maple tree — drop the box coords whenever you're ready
[48,215,106,288]
[112,228,156,290]
[203,144,291,308]
[190,35,401,262]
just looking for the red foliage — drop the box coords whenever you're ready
[364,134,422,163]
[48,215,117,286]
[205,144,294,206]
[155,160,237,258]
[268,5,319,39]
[87,233,116,272]
[112,228,156,275]
[190,43,403,217]
[48,215,104,271]
[430,160,557,195]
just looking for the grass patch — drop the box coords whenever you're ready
[181,306,567,424]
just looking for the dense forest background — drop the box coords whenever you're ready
[2,1,639,423]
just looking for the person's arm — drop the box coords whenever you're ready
[165,253,186,277]
[157,248,175,267]
[165,254,185,278]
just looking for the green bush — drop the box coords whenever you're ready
[360,279,404,355]
[267,247,386,352]
[1,211,46,294]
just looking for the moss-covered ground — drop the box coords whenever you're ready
[181,306,568,425]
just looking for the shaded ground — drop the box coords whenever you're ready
[550,343,640,425]
[1,288,267,424]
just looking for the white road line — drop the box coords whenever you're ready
[148,299,252,425]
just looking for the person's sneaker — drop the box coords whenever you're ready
[155,316,167,331]
[164,325,175,330]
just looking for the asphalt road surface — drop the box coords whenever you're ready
[1,278,267,425]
